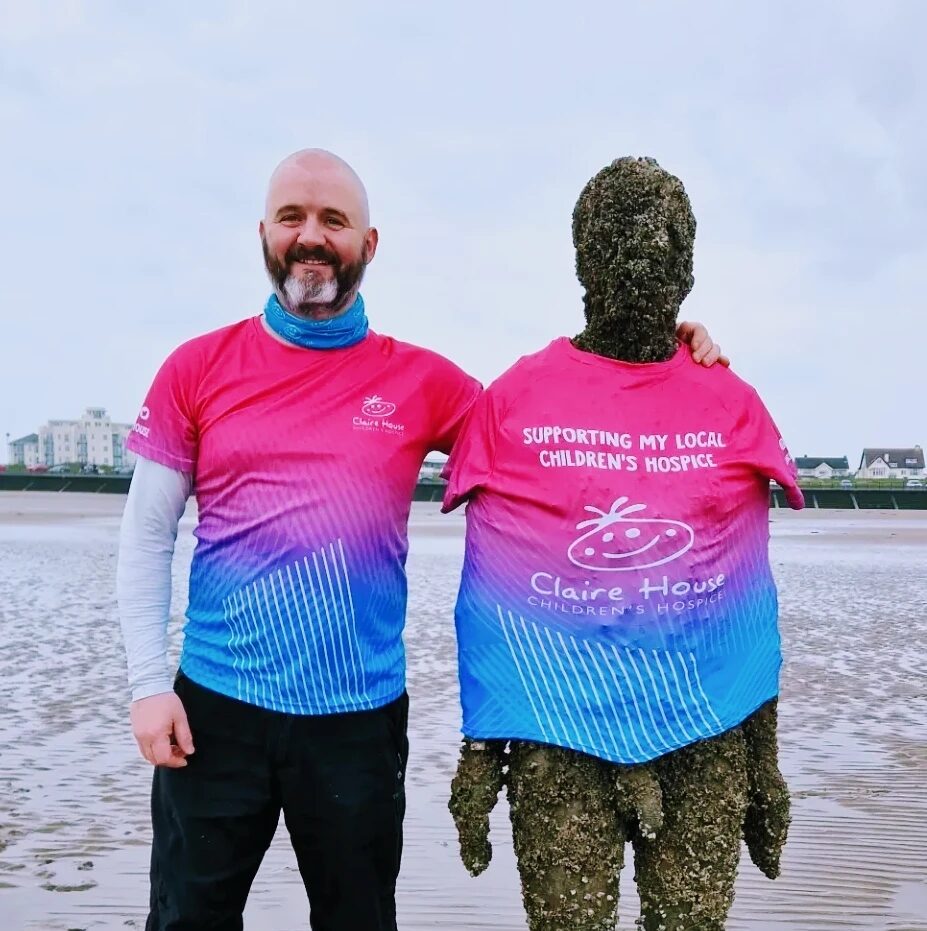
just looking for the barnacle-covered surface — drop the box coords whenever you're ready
[448,725,764,931]
[506,742,626,931]
[742,699,791,880]
[633,727,749,931]
[572,156,695,366]
[448,738,507,877]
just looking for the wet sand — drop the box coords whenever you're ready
[0,493,925,930]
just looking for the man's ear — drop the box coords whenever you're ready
[364,227,379,264]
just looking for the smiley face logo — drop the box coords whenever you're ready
[567,497,694,572]
[361,395,397,418]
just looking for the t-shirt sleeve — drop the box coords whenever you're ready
[125,346,200,473]
[441,387,499,513]
[738,388,804,510]
[428,360,482,455]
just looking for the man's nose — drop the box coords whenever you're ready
[296,218,326,248]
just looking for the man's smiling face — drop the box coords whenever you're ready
[260,150,378,320]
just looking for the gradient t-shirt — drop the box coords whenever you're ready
[128,316,480,715]
[443,337,802,764]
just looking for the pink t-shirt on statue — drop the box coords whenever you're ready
[443,337,802,764]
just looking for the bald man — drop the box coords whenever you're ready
[117,149,725,930]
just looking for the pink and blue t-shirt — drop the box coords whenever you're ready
[443,337,803,764]
[128,317,480,715]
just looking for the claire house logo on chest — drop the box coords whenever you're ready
[353,395,405,434]
[528,497,725,618]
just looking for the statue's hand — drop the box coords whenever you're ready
[615,764,663,839]
[744,766,790,879]
[742,700,791,879]
[448,738,506,877]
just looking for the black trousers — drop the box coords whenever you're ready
[146,673,409,931]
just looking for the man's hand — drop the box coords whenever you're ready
[130,692,195,768]
[676,321,730,367]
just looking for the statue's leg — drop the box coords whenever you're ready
[506,741,626,931]
[633,728,749,931]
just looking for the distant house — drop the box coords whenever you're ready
[856,447,926,480]
[7,433,40,467]
[795,456,850,479]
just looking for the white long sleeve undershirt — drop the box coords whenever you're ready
[116,456,192,702]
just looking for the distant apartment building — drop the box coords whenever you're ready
[5,408,138,469]
[7,433,40,468]
[794,456,850,479]
[856,447,925,480]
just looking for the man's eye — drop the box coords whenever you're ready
[326,217,344,228]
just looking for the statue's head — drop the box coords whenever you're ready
[572,157,695,343]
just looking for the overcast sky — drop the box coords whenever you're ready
[1,1,924,464]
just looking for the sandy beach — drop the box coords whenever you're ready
[0,493,925,930]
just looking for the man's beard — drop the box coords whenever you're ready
[262,235,367,318]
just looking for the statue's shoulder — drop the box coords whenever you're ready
[682,361,768,419]
[485,339,564,398]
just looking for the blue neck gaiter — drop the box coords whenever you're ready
[263,292,369,350]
